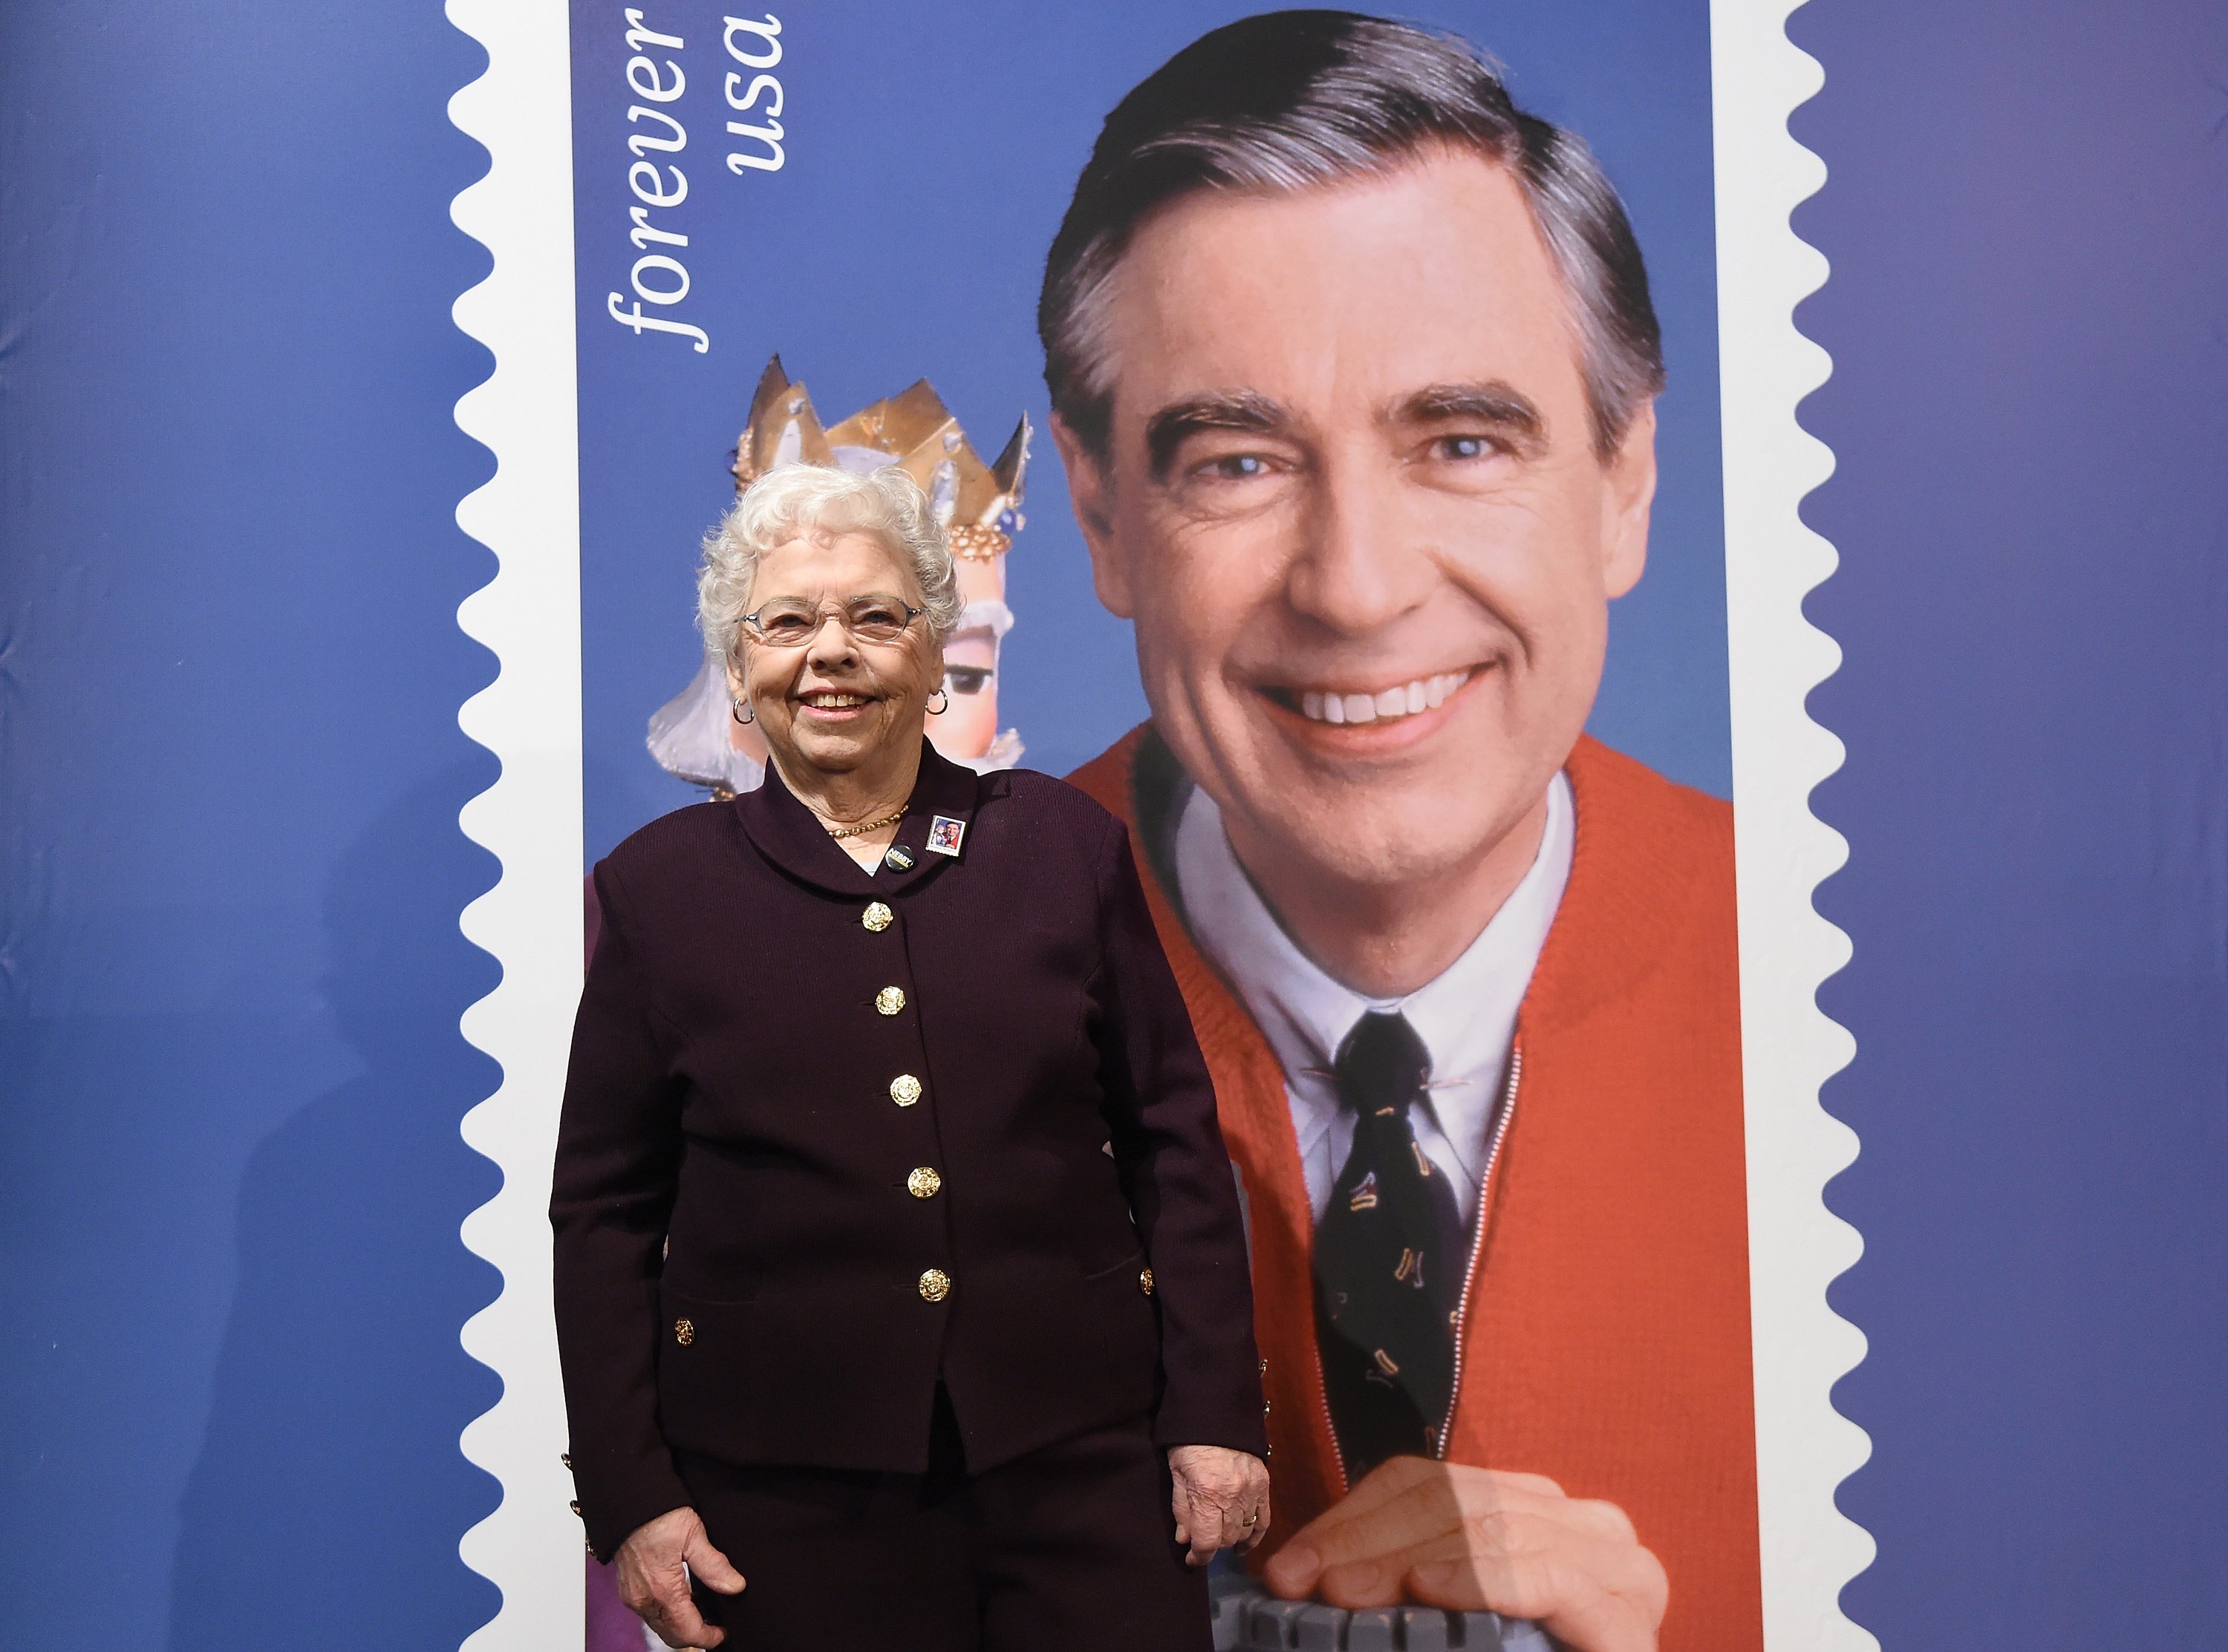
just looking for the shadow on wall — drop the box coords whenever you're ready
[166,768,506,1651]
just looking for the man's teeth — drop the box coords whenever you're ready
[1297,670,1470,725]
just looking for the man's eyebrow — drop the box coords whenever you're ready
[1395,382,1548,452]
[1144,391,1289,478]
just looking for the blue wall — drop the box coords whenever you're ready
[1795,0,2228,1643]
[0,6,502,1649]
[1,2,2224,1649]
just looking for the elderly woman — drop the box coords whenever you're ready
[553,462,1271,1652]
[647,360,1030,800]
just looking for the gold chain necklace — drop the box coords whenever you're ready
[823,807,907,841]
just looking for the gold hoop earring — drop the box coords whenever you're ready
[927,688,951,716]
[730,696,755,725]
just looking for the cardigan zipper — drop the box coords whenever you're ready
[1314,1331,1349,1496]
[1435,1042,1522,1460]
[1309,1041,1524,1487]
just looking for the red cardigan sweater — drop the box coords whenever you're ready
[1069,729,1763,1652]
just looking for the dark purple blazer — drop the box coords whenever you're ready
[553,742,1266,1559]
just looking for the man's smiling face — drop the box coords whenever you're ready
[1057,146,1657,893]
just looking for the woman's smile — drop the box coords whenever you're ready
[796,687,877,719]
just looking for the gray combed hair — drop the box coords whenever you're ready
[1038,10,1665,462]
[697,462,962,665]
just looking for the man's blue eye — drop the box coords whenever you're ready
[1214,454,1267,478]
[1442,436,1492,460]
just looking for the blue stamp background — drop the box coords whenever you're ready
[567,0,1726,863]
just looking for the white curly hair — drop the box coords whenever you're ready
[697,462,962,664]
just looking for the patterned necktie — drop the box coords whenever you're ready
[1312,1011,1468,1478]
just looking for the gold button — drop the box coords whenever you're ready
[561,1453,573,1469]
[570,1500,582,1516]
[1139,1267,1155,1296]
[908,1166,942,1198]
[674,1318,695,1346]
[875,986,906,1016]
[890,1074,922,1107]
[918,1267,951,1302]
[1259,1359,1268,1375]
[862,901,893,933]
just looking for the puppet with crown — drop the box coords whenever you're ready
[646,356,1030,797]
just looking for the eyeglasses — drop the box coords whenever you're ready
[740,593,924,649]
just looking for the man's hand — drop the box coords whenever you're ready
[613,1506,746,1651]
[1260,1457,1666,1652]
[1168,1444,1273,1567]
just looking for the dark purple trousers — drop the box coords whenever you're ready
[678,1388,1212,1652]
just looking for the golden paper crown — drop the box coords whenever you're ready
[732,356,1029,558]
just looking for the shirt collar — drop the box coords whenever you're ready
[732,737,979,898]
[1173,772,1574,1158]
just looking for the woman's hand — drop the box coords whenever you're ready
[614,1506,746,1650]
[1261,1457,1667,1652]
[1168,1444,1273,1566]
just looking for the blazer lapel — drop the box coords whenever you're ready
[732,738,980,898]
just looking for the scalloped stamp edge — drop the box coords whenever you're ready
[440,2,1872,1645]
[446,0,587,1646]
[1713,1,1876,1645]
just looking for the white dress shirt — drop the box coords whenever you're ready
[1172,773,1574,1227]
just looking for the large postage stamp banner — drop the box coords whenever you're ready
[446,4,1865,1648]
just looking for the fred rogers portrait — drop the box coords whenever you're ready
[1049,14,1761,1652]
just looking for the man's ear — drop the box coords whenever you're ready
[1049,411,1136,619]
[1600,402,1657,601]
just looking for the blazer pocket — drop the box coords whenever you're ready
[657,1229,760,1304]
[657,1266,758,1307]
[655,1284,760,1460]
[1081,1247,1149,1284]
[1069,1248,1162,1417]
[657,1284,745,1359]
